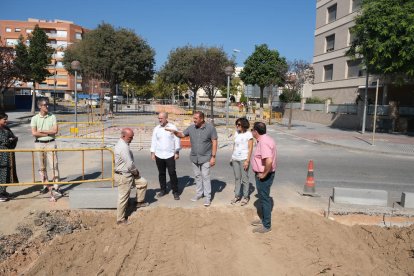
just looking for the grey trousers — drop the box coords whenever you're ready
[192,162,211,200]
[231,159,249,198]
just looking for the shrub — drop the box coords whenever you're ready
[279,89,301,103]
[306,97,325,104]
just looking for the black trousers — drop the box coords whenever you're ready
[155,156,178,194]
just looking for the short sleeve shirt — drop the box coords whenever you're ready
[183,122,218,164]
[232,131,253,161]
[30,113,57,141]
[251,134,277,173]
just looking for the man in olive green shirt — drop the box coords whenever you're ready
[31,99,61,199]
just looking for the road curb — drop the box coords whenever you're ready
[315,139,414,157]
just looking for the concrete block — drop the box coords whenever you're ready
[332,187,388,206]
[401,192,414,208]
[69,187,136,209]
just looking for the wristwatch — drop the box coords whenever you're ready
[211,155,216,158]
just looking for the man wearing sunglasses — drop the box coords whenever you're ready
[250,122,277,234]
[31,98,61,201]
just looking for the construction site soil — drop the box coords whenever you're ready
[0,207,413,275]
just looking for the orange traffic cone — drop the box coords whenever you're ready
[302,160,319,196]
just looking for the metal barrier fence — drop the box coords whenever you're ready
[57,121,105,144]
[0,148,114,187]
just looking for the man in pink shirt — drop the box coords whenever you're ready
[250,122,277,233]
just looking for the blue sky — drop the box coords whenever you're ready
[1,0,316,70]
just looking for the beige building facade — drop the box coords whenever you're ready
[312,0,380,104]
[0,18,88,100]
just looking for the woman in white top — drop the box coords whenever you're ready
[230,117,253,206]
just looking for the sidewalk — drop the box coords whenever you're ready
[275,119,414,156]
[4,110,33,126]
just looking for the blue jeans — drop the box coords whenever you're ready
[255,172,275,229]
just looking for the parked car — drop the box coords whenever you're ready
[86,99,99,107]
[104,95,124,103]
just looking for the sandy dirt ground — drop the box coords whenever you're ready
[0,207,413,276]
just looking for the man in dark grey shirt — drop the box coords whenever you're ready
[167,111,217,206]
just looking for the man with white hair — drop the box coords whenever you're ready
[150,112,181,200]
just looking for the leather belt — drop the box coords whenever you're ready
[35,139,55,143]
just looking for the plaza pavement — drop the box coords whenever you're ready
[6,110,414,156]
[3,110,414,214]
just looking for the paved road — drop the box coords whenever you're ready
[5,115,414,212]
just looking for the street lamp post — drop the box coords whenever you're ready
[71,60,81,127]
[53,58,57,112]
[126,84,129,104]
[225,66,234,128]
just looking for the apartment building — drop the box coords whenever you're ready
[312,0,378,105]
[0,18,88,100]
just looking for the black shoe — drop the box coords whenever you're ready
[39,186,49,194]
[173,193,180,200]
[156,190,166,198]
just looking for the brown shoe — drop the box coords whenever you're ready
[136,202,149,208]
[117,219,131,225]
[252,226,271,234]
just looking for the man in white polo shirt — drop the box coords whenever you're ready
[150,112,181,200]
[31,98,61,200]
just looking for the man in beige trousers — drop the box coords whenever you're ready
[31,98,61,201]
[114,128,149,225]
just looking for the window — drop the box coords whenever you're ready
[56,30,67,37]
[326,34,335,52]
[327,4,337,23]
[347,59,365,78]
[75,32,82,40]
[6,38,18,46]
[15,28,21,32]
[351,0,361,12]
[324,64,333,81]
[26,29,33,33]
[5,28,11,32]
[56,41,68,48]
[348,29,356,46]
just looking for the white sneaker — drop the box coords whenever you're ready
[191,195,202,202]
[51,188,62,197]
[204,199,211,207]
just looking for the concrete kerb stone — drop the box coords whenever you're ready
[401,192,414,209]
[332,187,388,207]
[69,187,137,209]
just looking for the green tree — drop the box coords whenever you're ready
[198,47,233,122]
[64,23,155,112]
[239,44,287,108]
[0,38,20,110]
[14,26,53,113]
[347,0,414,82]
[219,76,240,100]
[282,60,314,129]
[159,46,205,112]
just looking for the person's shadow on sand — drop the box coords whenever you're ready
[252,191,274,219]
[211,179,226,201]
